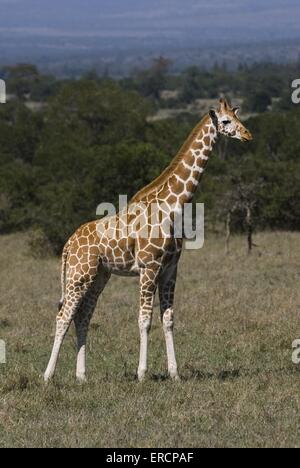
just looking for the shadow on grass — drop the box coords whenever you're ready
[144,369,241,382]
[121,369,241,383]
[0,318,11,329]
[184,368,241,381]
[110,359,300,384]
[181,364,300,382]
[2,364,298,393]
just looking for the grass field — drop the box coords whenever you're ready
[0,231,300,448]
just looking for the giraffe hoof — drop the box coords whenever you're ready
[44,372,53,383]
[76,374,87,384]
[137,370,147,382]
[170,373,181,382]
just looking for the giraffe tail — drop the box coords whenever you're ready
[58,241,69,311]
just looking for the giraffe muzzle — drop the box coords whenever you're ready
[241,129,253,142]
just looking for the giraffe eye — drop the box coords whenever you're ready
[222,120,231,126]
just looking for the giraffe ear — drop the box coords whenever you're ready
[209,109,218,126]
[232,106,240,116]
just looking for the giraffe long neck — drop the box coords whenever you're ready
[166,114,217,205]
[131,114,217,204]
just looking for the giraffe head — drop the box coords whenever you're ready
[209,98,253,142]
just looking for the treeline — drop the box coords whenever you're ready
[2,60,300,111]
[0,77,192,253]
[175,62,300,112]
[0,64,300,254]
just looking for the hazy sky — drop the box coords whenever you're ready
[0,0,299,30]
[0,0,299,47]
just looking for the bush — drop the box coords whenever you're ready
[27,229,55,258]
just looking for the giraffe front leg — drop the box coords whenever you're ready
[159,266,180,381]
[137,266,159,381]
[137,313,152,382]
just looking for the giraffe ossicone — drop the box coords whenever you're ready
[44,98,252,383]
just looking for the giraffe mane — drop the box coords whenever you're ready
[131,114,210,203]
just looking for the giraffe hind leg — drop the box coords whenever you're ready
[74,270,110,382]
[44,297,81,383]
[44,268,94,382]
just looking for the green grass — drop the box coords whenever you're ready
[0,231,300,448]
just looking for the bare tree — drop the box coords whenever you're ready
[219,178,264,255]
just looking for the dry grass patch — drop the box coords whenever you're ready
[0,231,300,447]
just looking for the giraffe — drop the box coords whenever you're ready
[44,98,252,383]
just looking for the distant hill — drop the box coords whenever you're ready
[0,0,300,75]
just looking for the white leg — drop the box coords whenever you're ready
[76,344,87,382]
[159,264,180,380]
[138,315,151,381]
[44,337,63,382]
[74,313,91,383]
[74,272,109,382]
[162,308,179,380]
[44,319,71,382]
[44,294,81,383]
[137,266,158,381]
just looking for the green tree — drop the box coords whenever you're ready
[244,90,272,113]
[135,56,172,101]
[2,64,41,99]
